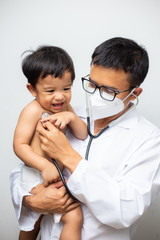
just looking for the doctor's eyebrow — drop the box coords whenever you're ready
[88,77,119,91]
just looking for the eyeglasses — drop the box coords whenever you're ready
[82,75,135,101]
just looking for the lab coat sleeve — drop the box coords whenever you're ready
[68,136,160,229]
[10,164,41,231]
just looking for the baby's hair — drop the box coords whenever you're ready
[22,46,75,87]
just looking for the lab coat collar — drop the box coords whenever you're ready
[109,106,140,130]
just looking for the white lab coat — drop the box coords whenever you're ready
[10,107,160,240]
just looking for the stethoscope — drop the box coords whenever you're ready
[52,116,110,201]
[41,113,77,200]
[85,116,110,160]
[52,93,138,201]
[51,113,111,200]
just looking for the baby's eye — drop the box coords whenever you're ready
[47,90,55,93]
[64,87,71,91]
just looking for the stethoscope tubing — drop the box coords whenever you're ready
[52,158,78,201]
[52,116,109,200]
[85,117,109,160]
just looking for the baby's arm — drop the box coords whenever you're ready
[13,101,61,186]
[41,105,88,140]
[67,104,88,139]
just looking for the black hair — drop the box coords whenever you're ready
[91,37,149,87]
[22,46,75,87]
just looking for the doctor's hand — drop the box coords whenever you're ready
[36,121,82,173]
[23,181,80,215]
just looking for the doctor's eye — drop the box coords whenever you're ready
[101,87,115,95]
[88,82,96,88]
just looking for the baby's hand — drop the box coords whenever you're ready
[41,163,61,187]
[40,112,74,129]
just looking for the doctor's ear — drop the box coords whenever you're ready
[26,83,37,97]
[131,87,143,100]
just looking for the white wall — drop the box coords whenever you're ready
[1,0,160,239]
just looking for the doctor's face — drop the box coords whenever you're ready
[89,64,138,106]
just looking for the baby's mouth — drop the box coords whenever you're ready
[52,102,64,109]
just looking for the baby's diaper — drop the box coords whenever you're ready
[21,165,43,192]
[21,165,62,223]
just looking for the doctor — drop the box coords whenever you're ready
[11,37,160,240]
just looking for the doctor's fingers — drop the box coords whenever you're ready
[47,192,79,214]
[47,198,80,215]
[36,121,47,136]
[41,121,59,135]
[58,187,81,213]
[30,181,64,195]
[56,187,79,206]
[37,121,60,143]
[30,183,45,195]
[64,200,81,214]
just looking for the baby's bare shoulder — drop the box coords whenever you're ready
[20,100,45,121]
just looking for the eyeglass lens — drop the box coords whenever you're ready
[82,79,115,101]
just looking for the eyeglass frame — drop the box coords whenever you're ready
[81,74,136,102]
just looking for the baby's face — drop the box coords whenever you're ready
[33,71,72,113]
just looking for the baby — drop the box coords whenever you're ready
[13,46,87,240]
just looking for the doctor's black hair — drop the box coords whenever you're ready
[22,46,75,87]
[91,37,149,87]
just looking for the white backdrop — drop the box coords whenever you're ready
[1,0,160,239]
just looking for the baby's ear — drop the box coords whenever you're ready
[26,83,37,97]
